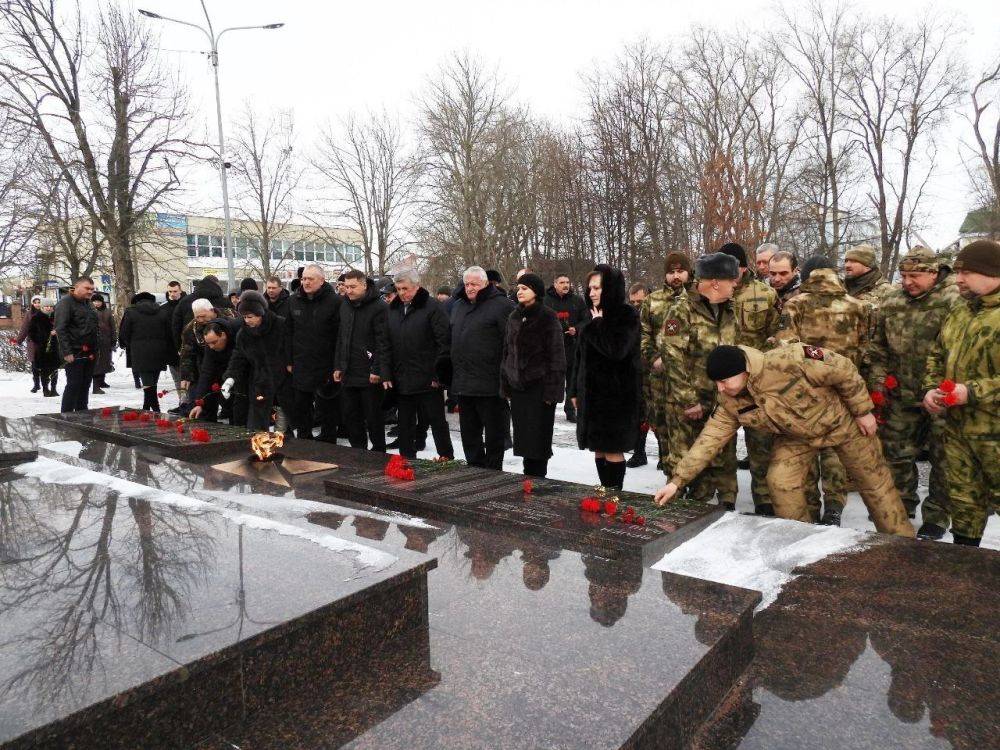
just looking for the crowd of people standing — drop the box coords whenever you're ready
[16,235,1000,545]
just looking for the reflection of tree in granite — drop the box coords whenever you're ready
[518,542,561,591]
[660,571,738,645]
[0,483,215,709]
[456,527,517,581]
[582,554,643,627]
[352,515,390,541]
[399,523,447,554]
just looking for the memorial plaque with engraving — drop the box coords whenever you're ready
[326,459,722,563]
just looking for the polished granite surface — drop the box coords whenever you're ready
[0,416,760,749]
[0,430,434,748]
[693,538,1000,750]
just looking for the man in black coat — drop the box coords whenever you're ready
[53,276,99,413]
[543,273,589,422]
[187,317,242,422]
[163,280,187,393]
[450,265,516,469]
[386,270,454,460]
[334,270,392,451]
[287,265,341,440]
[119,292,174,412]
[221,291,291,431]
[171,275,230,348]
[265,276,291,317]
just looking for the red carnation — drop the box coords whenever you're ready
[884,375,899,390]
[522,479,534,494]
[580,498,601,513]
[100,407,113,418]
[622,506,635,523]
[211,382,221,392]
[155,418,172,429]
[634,516,646,526]
[176,424,185,434]
[603,500,618,516]
[556,311,570,320]
[942,393,958,406]
[191,428,211,442]
[122,411,139,421]
[870,391,886,407]
[939,379,955,393]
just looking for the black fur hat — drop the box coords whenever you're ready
[695,252,740,280]
[236,290,268,317]
[718,242,748,268]
[801,255,836,282]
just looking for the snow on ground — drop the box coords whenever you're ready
[3,351,998,554]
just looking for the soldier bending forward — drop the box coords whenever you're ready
[654,344,914,537]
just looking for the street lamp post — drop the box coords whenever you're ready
[138,4,284,292]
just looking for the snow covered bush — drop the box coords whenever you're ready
[0,337,30,373]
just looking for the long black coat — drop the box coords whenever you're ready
[119,299,173,373]
[190,317,242,402]
[287,282,340,392]
[449,284,516,398]
[335,281,392,387]
[93,305,116,375]
[53,294,98,360]
[171,277,230,347]
[570,265,641,453]
[28,311,60,371]
[267,288,291,318]
[224,311,291,404]
[386,287,450,395]
[501,302,566,404]
[543,286,589,363]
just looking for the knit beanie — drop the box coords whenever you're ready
[718,242,748,268]
[240,277,259,292]
[664,251,692,274]
[898,246,940,274]
[706,345,747,381]
[695,252,740,281]
[237,290,268,317]
[953,240,1000,277]
[844,244,877,269]
[516,272,546,301]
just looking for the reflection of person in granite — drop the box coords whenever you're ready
[660,571,732,645]
[352,515,390,541]
[400,524,447,554]
[582,554,642,627]
[519,542,560,591]
[456,527,517,581]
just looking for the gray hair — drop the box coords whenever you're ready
[463,265,487,283]
[191,298,214,314]
[303,264,325,279]
[755,243,780,258]
[394,268,421,286]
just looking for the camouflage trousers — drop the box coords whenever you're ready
[767,425,914,537]
[804,449,848,519]
[743,427,772,508]
[664,405,738,504]
[942,428,999,540]
[879,402,949,526]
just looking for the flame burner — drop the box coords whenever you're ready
[211,430,338,487]
[250,431,285,463]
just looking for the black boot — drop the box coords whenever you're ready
[952,533,981,547]
[754,503,775,517]
[565,404,577,423]
[722,501,736,511]
[93,380,105,395]
[916,522,946,541]
[604,460,626,492]
[594,457,608,487]
[820,507,842,526]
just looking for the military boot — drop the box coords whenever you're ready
[916,522,946,541]
[951,533,981,547]
[819,507,842,527]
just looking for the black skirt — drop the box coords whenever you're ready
[509,381,556,460]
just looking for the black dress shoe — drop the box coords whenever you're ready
[916,522,946,541]
[625,453,647,468]
[754,503,775,517]
[30,385,40,393]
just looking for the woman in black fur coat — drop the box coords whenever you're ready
[569,264,641,491]
[501,273,566,478]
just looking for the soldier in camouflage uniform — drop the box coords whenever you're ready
[774,256,874,525]
[868,246,959,538]
[922,240,1000,547]
[720,242,781,514]
[844,244,893,309]
[640,251,691,471]
[658,252,739,508]
[655,344,914,538]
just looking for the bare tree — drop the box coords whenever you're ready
[314,111,420,277]
[0,111,35,274]
[845,14,964,274]
[969,54,1000,235]
[0,0,194,310]
[228,104,302,278]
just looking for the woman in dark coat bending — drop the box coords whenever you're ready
[569,264,641,491]
[501,273,566,478]
[27,298,60,397]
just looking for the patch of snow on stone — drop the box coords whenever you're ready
[652,513,868,611]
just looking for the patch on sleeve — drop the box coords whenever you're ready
[803,345,825,361]
[664,319,681,335]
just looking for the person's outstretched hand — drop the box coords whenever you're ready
[654,482,679,506]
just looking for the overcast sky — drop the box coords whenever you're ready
[130,0,1000,248]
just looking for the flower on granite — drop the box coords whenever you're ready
[603,500,618,516]
[155,418,172,429]
[138,412,152,423]
[870,391,886,407]
[634,516,646,526]
[523,479,534,494]
[122,411,139,422]
[190,428,211,442]
[100,407,113,418]
[884,375,899,390]
[384,454,415,481]
[580,497,601,513]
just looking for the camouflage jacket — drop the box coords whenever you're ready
[670,344,873,489]
[658,290,737,409]
[868,273,960,405]
[774,269,873,370]
[845,268,893,309]
[732,271,780,349]
[640,286,683,365]
[774,277,802,312]
[924,287,1000,437]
